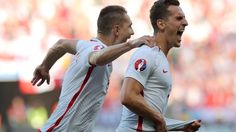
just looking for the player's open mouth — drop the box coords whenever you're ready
[177,30,184,37]
[177,30,184,42]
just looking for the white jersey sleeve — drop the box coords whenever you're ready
[75,40,106,67]
[165,117,197,131]
[125,46,156,87]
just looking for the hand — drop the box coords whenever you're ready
[156,118,167,132]
[128,35,155,48]
[184,120,201,132]
[31,65,50,86]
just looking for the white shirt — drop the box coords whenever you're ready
[117,45,172,132]
[40,38,112,132]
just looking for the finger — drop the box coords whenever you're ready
[193,121,201,127]
[31,70,40,84]
[190,122,201,132]
[146,37,155,46]
[37,79,45,86]
[145,41,154,47]
[156,125,166,132]
[31,76,36,83]
[46,75,50,84]
[32,77,40,86]
[139,43,146,47]
[192,123,201,130]
[193,127,199,131]
[145,35,152,38]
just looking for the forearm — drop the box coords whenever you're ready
[40,39,77,71]
[40,47,65,71]
[123,95,164,124]
[90,42,132,65]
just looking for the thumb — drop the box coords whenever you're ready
[46,75,50,84]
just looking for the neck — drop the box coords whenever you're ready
[96,33,114,46]
[154,33,171,56]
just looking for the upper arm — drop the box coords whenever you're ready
[125,48,155,86]
[121,48,155,103]
[88,45,106,66]
[120,77,144,104]
[57,39,78,55]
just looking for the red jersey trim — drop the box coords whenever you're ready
[46,66,95,132]
[136,90,144,132]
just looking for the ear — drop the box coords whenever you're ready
[115,25,119,35]
[156,19,166,31]
[112,25,119,36]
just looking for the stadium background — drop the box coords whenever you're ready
[0,0,235,131]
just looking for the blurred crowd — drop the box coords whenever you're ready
[0,0,236,131]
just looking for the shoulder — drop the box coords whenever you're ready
[133,45,160,58]
[76,39,106,51]
[78,39,106,47]
[129,46,158,66]
[130,45,163,68]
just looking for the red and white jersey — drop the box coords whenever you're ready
[117,45,172,132]
[40,38,112,132]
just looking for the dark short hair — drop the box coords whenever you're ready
[150,0,180,33]
[97,5,127,35]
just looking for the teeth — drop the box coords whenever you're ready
[177,30,183,36]
[179,29,184,32]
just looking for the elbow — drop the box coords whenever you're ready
[56,39,77,55]
[94,60,107,66]
[121,98,126,106]
[57,39,66,46]
[121,94,132,107]
[89,52,107,66]
[55,39,67,50]
[121,99,129,107]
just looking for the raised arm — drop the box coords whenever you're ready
[31,39,78,86]
[40,39,78,70]
[89,35,154,66]
[120,77,167,132]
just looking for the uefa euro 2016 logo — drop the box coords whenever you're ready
[134,59,147,71]
[94,45,105,51]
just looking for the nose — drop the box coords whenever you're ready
[130,28,134,35]
[183,18,188,27]
[131,28,134,35]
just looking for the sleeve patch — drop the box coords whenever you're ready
[134,59,147,71]
[94,45,105,51]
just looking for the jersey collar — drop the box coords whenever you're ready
[90,38,103,44]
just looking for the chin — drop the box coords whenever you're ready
[174,42,181,47]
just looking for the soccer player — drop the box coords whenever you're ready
[31,5,154,132]
[116,0,201,132]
